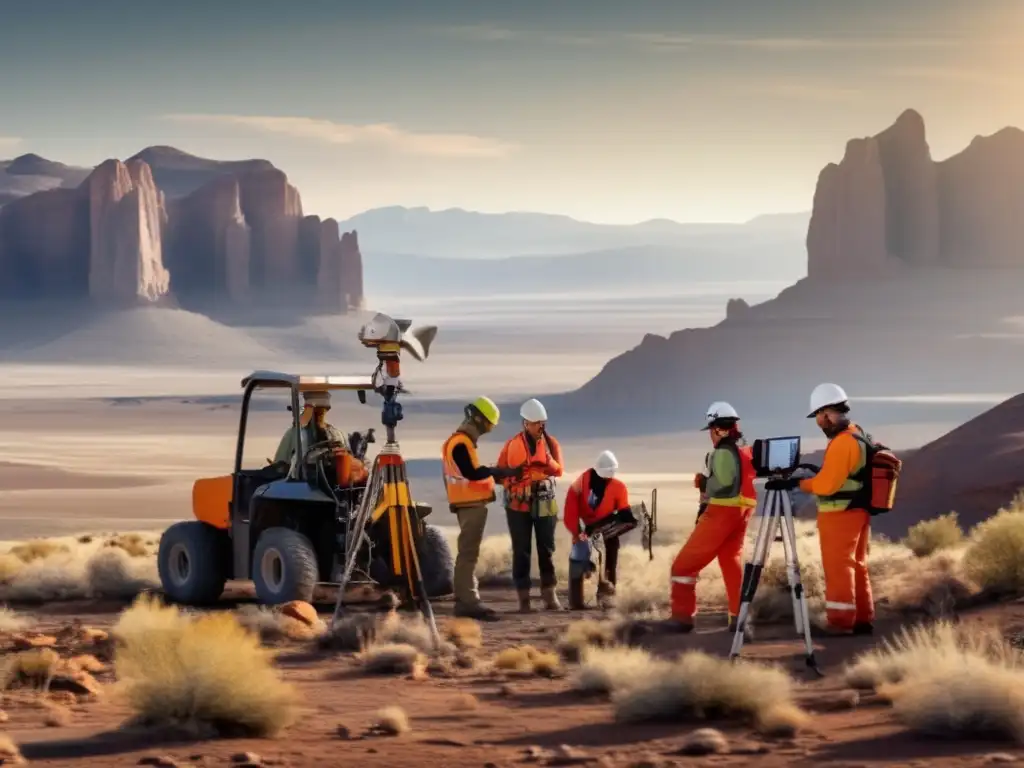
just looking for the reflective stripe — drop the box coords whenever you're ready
[672,576,697,585]
[825,601,856,611]
[710,495,758,508]
[816,430,867,511]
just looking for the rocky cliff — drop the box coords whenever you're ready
[0,147,363,311]
[807,109,1024,277]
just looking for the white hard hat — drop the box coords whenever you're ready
[702,401,739,430]
[520,398,548,423]
[303,390,331,408]
[808,383,849,417]
[594,450,619,478]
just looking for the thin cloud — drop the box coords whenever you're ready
[435,25,961,51]
[161,114,516,159]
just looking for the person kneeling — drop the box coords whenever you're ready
[562,450,635,610]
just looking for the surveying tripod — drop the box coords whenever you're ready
[728,466,823,677]
[330,326,442,650]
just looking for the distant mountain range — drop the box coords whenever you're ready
[336,205,811,260]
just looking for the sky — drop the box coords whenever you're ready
[0,0,1021,224]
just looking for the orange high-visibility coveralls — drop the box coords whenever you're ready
[798,424,874,631]
[670,442,757,622]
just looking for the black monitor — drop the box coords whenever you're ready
[751,436,801,477]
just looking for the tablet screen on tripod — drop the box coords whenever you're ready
[766,436,800,472]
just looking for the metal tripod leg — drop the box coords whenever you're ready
[728,488,778,660]
[775,499,805,636]
[777,489,821,676]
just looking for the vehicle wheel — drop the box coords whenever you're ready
[252,527,318,605]
[417,524,455,598]
[157,521,229,605]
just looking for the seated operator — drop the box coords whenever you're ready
[274,390,366,486]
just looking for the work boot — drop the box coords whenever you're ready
[454,602,501,622]
[853,622,874,636]
[517,588,534,614]
[568,577,586,610]
[541,586,565,611]
[596,580,615,610]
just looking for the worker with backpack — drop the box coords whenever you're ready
[765,382,901,637]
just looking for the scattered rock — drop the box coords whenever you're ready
[49,668,102,696]
[986,755,1019,764]
[670,728,729,756]
[524,746,548,763]
[12,634,57,650]
[336,724,353,740]
[138,757,181,768]
[421,737,470,747]
[547,744,595,765]
[279,601,318,627]
[230,754,261,765]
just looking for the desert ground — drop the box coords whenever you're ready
[0,292,1019,767]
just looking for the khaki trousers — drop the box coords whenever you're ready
[454,504,488,607]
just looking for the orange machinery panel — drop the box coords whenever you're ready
[192,475,233,529]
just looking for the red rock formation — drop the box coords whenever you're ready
[86,159,170,304]
[340,230,365,310]
[806,138,888,279]
[806,109,1024,276]
[237,168,303,288]
[166,175,251,301]
[937,128,1024,267]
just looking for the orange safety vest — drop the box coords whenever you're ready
[568,471,629,528]
[441,431,496,508]
[500,432,560,512]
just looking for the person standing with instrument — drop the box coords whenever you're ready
[497,398,566,613]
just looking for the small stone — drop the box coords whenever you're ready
[49,669,101,696]
[547,744,595,765]
[670,728,729,756]
[231,753,261,765]
[421,738,470,747]
[986,755,1019,764]
[278,601,318,627]
[336,724,353,740]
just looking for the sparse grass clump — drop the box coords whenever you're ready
[610,649,808,736]
[0,734,25,764]
[0,555,22,584]
[572,645,671,696]
[557,619,617,662]
[359,643,427,676]
[105,533,149,558]
[493,645,562,678]
[370,706,410,736]
[9,540,69,563]
[903,513,966,557]
[0,606,34,634]
[112,594,298,737]
[844,620,1022,692]
[443,617,482,650]
[236,605,325,643]
[962,507,1024,595]
[1,648,60,690]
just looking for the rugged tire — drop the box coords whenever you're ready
[252,527,319,605]
[417,524,455,598]
[157,521,229,606]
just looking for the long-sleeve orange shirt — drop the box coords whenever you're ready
[798,429,862,497]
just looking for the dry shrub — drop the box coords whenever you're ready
[557,619,618,662]
[611,649,808,736]
[1,648,59,690]
[318,610,451,656]
[112,594,298,737]
[0,734,25,764]
[359,643,426,676]
[9,540,69,563]
[443,617,482,650]
[105,533,149,558]
[236,606,325,642]
[493,645,562,677]
[962,507,1024,595]
[0,606,34,634]
[370,706,409,736]
[317,613,379,652]
[844,620,1022,691]
[881,550,980,619]
[0,538,158,603]
[572,645,671,696]
[903,512,965,557]
[0,555,22,584]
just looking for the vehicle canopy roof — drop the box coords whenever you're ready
[241,370,374,391]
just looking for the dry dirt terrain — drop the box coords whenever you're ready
[3,580,1024,768]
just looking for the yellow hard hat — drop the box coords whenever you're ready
[467,396,500,426]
